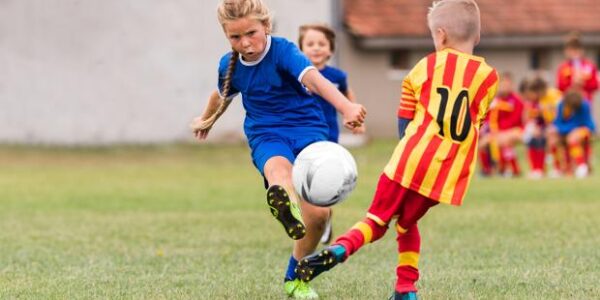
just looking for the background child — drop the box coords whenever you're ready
[556,32,599,103]
[190,0,366,298]
[298,23,365,245]
[547,90,595,178]
[296,1,498,299]
[520,75,562,178]
[479,72,524,177]
[298,24,365,143]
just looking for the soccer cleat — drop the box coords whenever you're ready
[284,279,319,299]
[296,245,345,282]
[267,185,306,240]
[390,291,418,300]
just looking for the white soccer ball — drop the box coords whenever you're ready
[292,141,358,207]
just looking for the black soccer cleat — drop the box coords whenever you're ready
[267,185,306,240]
[296,246,344,282]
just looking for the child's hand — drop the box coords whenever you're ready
[351,123,366,134]
[190,116,212,140]
[342,103,367,130]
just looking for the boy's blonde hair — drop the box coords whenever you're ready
[428,0,480,43]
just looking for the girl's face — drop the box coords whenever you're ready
[223,17,268,62]
[301,29,332,68]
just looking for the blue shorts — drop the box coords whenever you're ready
[249,133,326,176]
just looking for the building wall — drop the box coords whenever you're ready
[0,0,331,144]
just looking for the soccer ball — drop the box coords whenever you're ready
[292,141,358,207]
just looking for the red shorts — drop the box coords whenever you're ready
[367,174,438,229]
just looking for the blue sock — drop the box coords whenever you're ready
[284,255,298,282]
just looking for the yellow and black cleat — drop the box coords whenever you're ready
[266,185,306,240]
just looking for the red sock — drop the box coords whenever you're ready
[528,148,545,171]
[479,149,493,175]
[568,142,586,166]
[334,218,388,259]
[501,147,520,175]
[395,224,420,293]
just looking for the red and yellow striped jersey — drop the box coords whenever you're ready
[385,48,499,206]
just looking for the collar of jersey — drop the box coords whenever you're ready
[443,47,484,62]
[239,35,272,66]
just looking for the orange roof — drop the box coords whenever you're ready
[344,0,600,38]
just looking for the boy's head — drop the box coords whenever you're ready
[217,0,272,62]
[519,75,547,102]
[564,31,584,60]
[498,72,513,97]
[563,89,583,111]
[298,24,336,67]
[427,0,481,51]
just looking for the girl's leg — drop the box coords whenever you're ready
[294,200,330,261]
[264,156,306,240]
[264,156,330,284]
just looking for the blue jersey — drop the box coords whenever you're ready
[553,101,596,135]
[315,66,348,142]
[217,36,328,143]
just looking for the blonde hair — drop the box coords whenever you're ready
[428,0,480,43]
[217,0,272,33]
[217,0,272,100]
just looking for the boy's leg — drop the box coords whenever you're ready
[478,146,494,176]
[527,137,546,178]
[296,174,405,282]
[394,189,438,294]
[567,127,591,178]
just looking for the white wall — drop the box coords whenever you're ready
[0,0,331,144]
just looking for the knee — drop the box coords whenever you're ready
[361,218,388,242]
[302,205,330,229]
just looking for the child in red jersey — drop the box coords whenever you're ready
[295,1,498,299]
[479,72,524,177]
[556,32,598,103]
[520,75,562,178]
[547,90,596,178]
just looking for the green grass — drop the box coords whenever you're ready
[0,141,598,299]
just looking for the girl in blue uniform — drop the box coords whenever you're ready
[190,1,366,298]
[298,24,366,246]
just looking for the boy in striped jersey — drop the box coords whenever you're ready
[296,1,498,299]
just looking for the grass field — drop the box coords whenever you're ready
[0,140,599,299]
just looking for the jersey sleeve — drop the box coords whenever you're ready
[276,39,315,83]
[583,62,599,94]
[217,53,240,99]
[478,71,500,126]
[397,66,420,119]
[556,63,571,93]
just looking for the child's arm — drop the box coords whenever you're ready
[583,63,599,94]
[302,69,366,129]
[345,88,366,134]
[397,74,417,139]
[190,90,227,140]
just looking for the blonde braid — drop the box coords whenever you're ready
[192,51,239,131]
